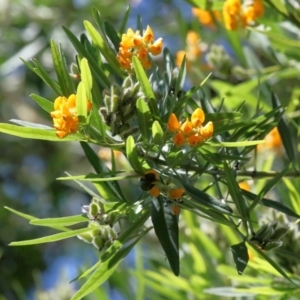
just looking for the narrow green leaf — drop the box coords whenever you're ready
[83,21,123,78]
[0,123,82,141]
[10,119,52,130]
[80,58,93,102]
[80,142,125,201]
[241,189,300,219]
[151,196,179,276]
[126,135,144,173]
[152,120,164,144]
[4,206,36,221]
[249,242,300,288]
[10,227,94,246]
[62,26,110,88]
[230,242,249,275]
[181,181,233,214]
[30,94,54,113]
[275,248,300,263]
[207,141,265,147]
[118,5,131,34]
[223,162,249,232]
[249,163,291,212]
[271,92,297,162]
[30,215,88,227]
[225,30,247,67]
[50,40,74,96]
[132,56,159,117]
[76,82,87,117]
[136,98,152,142]
[104,21,120,52]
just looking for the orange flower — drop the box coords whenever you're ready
[117,26,163,71]
[192,7,221,28]
[173,132,185,147]
[175,30,202,68]
[50,94,91,139]
[168,188,185,199]
[168,108,214,147]
[168,113,181,132]
[150,186,160,197]
[223,0,264,30]
[171,204,181,215]
[257,127,282,152]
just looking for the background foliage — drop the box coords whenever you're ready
[1,0,300,299]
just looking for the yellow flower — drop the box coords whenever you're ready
[117,26,163,71]
[180,119,193,136]
[50,94,92,139]
[192,7,221,28]
[238,181,250,191]
[191,108,205,127]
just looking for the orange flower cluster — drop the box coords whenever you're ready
[117,26,163,71]
[223,0,264,30]
[176,31,202,69]
[50,94,92,139]
[192,7,221,28]
[168,108,213,147]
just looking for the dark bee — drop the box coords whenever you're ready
[140,170,158,191]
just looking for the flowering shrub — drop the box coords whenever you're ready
[1,1,300,299]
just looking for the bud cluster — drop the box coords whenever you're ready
[77,198,119,250]
[99,76,145,139]
[250,221,289,251]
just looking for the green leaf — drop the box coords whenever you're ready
[118,5,131,35]
[225,30,247,67]
[152,120,164,145]
[104,21,120,52]
[10,119,52,130]
[248,242,299,288]
[76,82,87,117]
[50,40,74,96]
[136,98,152,142]
[126,135,144,173]
[9,227,94,246]
[72,212,150,299]
[175,54,186,97]
[207,141,265,147]
[183,0,223,10]
[80,58,93,102]
[181,181,233,214]
[30,94,54,113]
[62,26,110,88]
[223,162,249,231]
[271,92,297,162]
[80,142,125,201]
[151,196,179,276]
[21,58,62,95]
[230,242,249,275]
[249,163,291,212]
[241,189,300,219]
[132,56,159,117]
[0,123,82,141]
[83,21,123,78]
[30,215,88,227]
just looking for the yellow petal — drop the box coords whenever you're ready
[191,108,205,127]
